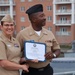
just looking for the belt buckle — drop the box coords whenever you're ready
[38,68,44,71]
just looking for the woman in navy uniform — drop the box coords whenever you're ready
[0,14,29,75]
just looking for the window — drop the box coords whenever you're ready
[21,26,25,30]
[0,16,3,21]
[60,17,67,23]
[20,17,25,22]
[20,0,25,2]
[1,7,6,11]
[20,6,25,12]
[39,0,44,1]
[47,16,52,22]
[47,6,52,11]
[60,27,67,32]
[48,26,52,31]
[14,30,17,36]
[60,6,67,11]
[28,0,32,2]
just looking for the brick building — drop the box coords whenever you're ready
[0,0,75,44]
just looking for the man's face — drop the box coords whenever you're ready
[34,12,46,27]
[1,21,14,36]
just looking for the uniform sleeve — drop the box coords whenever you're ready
[0,41,7,60]
[16,32,24,51]
[52,38,60,50]
[50,32,60,51]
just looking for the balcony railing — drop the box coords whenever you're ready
[56,20,71,25]
[56,31,71,35]
[0,11,16,15]
[55,0,72,3]
[56,9,71,14]
[54,71,75,75]
[0,1,15,5]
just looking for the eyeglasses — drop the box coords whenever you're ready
[3,24,14,27]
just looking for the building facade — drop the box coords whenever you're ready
[53,0,75,44]
[0,0,75,44]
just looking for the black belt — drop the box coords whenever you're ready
[29,64,50,71]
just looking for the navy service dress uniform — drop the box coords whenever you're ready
[17,4,60,75]
[16,26,60,75]
[0,33,21,75]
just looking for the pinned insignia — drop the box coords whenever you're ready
[14,44,19,47]
[7,44,11,47]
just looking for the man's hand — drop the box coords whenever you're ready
[45,51,54,60]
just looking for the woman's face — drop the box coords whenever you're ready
[1,21,14,36]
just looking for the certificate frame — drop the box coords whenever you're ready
[24,41,46,62]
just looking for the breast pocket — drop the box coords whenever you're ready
[46,42,52,47]
[45,42,53,52]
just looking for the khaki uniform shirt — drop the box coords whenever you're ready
[0,33,21,75]
[16,26,60,68]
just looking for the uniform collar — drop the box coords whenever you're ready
[0,32,14,42]
[29,26,35,36]
[29,26,48,36]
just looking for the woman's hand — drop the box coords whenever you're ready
[21,64,29,72]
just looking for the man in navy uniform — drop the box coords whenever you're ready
[16,4,60,75]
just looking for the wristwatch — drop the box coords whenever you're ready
[53,53,57,58]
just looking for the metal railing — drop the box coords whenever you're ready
[55,0,72,3]
[56,31,71,35]
[54,71,75,75]
[56,9,71,13]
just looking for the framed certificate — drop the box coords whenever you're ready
[24,41,46,61]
